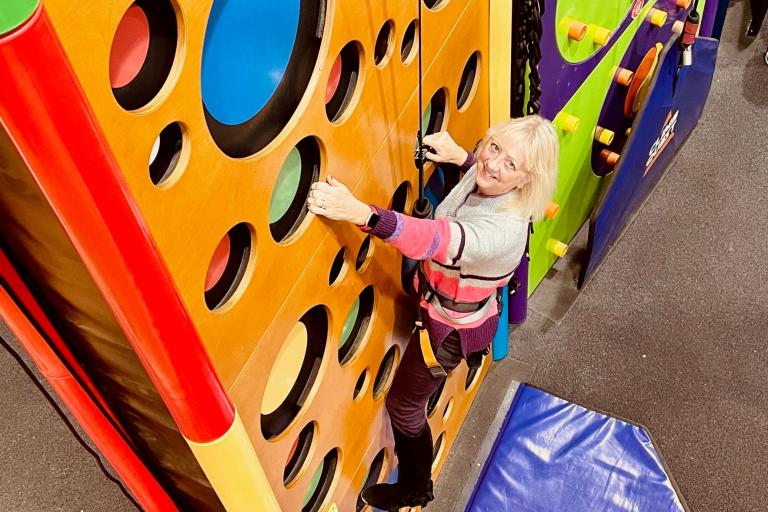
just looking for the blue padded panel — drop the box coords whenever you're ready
[468,385,685,512]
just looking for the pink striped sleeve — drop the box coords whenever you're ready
[385,214,457,264]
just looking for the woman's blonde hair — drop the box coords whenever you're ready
[478,115,559,221]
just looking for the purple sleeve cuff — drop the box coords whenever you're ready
[459,151,476,172]
[369,205,398,240]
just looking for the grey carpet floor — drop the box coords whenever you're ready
[1,2,766,511]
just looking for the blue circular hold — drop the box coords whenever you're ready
[202,1,301,126]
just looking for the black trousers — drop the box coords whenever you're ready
[385,330,464,436]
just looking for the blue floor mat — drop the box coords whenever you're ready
[467,385,687,511]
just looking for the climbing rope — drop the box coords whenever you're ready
[413,0,433,220]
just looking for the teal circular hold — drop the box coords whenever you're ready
[0,0,39,36]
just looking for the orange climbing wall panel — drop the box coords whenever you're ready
[40,0,493,509]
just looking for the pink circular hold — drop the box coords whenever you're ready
[205,234,232,292]
[110,4,151,89]
[325,55,342,104]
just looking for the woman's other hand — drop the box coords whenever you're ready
[422,132,468,165]
[307,176,372,225]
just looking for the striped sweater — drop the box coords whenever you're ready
[366,155,529,355]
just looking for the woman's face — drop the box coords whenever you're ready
[475,135,531,196]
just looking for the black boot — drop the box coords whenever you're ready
[361,425,435,511]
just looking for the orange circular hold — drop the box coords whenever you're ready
[569,22,587,41]
[676,0,692,8]
[544,202,560,220]
[624,45,661,117]
[615,67,634,86]
[600,149,620,166]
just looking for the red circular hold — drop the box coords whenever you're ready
[325,54,342,104]
[205,234,231,292]
[110,4,151,89]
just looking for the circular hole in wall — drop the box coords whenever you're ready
[443,397,454,422]
[372,345,399,400]
[355,236,373,272]
[204,223,253,310]
[401,20,419,64]
[328,247,348,286]
[353,368,371,401]
[465,356,484,391]
[326,42,362,122]
[426,378,445,418]
[110,0,178,110]
[261,306,328,440]
[149,122,184,185]
[202,1,324,157]
[421,88,448,136]
[389,181,410,214]
[339,286,375,365]
[457,51,480,111]
[302,448,339,512]
[431,432,445,470]
[269,137,321,243]
[284,421,316,486]
[356,449,387,511]
[374,20,394,66]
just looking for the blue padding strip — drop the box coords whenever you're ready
[467,385,686,512]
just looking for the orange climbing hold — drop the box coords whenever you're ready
[600,149,621,166]
[544,202,560,220]
[614,66,634,86]
[561,17,587,41]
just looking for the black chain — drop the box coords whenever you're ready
[511,0,544,117]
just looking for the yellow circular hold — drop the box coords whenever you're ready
[544,202,560,220]
[625,127,633,137]
[595,126,615,145]
[614,66,634,86]
[546,239,568,258]
[560,17,587,41]
[592,26,612,47]
[262,322,308,415]
[556,112,580,133]
[648,8,668,27]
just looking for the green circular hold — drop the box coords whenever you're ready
[0,0,38,36]
[421,102,432,134]
[302,459,324,508]
[269,147,302,224]
[339,297,360,349]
